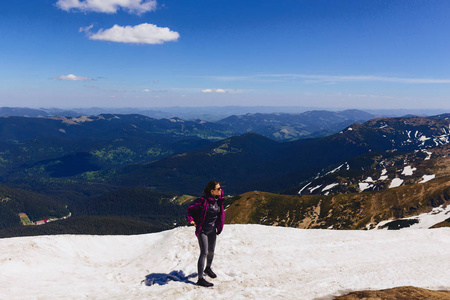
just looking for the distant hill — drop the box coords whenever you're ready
[0,185,189,237]
[70,187,187,226]
[0,107,50,117]
[0,114,233,143]
[0,216,166,238]
[0,107,80,117]
[216,109,375,141]
[0,114,231,177]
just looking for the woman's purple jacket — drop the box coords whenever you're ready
[187,190,226,237]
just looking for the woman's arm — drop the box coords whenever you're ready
[187,197,204,224]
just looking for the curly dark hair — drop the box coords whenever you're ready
[203,180,221,196]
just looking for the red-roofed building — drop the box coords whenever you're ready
[35,219,49,225]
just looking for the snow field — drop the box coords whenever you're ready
[0,225,449,300]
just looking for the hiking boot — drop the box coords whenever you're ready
[204,267,217,278]
[197,278,213,287]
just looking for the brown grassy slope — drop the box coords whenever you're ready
[427,144,450,178]
[225,177,450,229]
[334,286,450,300]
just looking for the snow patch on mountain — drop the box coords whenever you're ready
[374,205,450,230]
[423,150,433,160]
[322,183,339,192]
[389,178,404,188]
[363,176,374,182]
[378,169,388,180]
[298,182,312,195]
[325,163,348,176]
[419,174,436,183]
[401,166,417,176]
[309,185,322,193]
[358,176,377,192]
[358,182,373,192]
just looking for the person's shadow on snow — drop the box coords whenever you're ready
[143,270,197,286]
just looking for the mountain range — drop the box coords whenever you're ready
[1,111,450,236]
[0,109,375,180]
[1,106,448,121]
[106,115,450,195]
[216,109,375,141]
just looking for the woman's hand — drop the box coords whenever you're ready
[190,221,196,227]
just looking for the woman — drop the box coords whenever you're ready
[187,181,226,287]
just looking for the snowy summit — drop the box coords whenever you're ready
[1,225,449,299]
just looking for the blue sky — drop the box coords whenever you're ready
[1,0,450,109]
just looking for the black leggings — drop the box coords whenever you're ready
[197,230,217,279]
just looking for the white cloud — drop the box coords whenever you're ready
[86,23,179,44]
[142,89,151,92]
[201,89,229,93]
[52,74,93,81]
[56,0,157,14]
[79,24,94,33]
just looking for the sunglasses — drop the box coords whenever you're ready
[214,187,222,191]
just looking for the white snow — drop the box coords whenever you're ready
[423,150,433,160]
[1,225,449,300]
[309,185,322,193]
[363,176,374,183]
[419,174,436,183]
[325,164,345,176]
[374,205,450,230]
[378,169,388,181]
[298,182,312,195]
[419,135,430,143]
[358,177,376,192]
[358,182,373,192]
[322,183,339,192]
[402,205,450,229]
[389,178,404,188]
[401,166,417,176]
[438,135,449,144]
